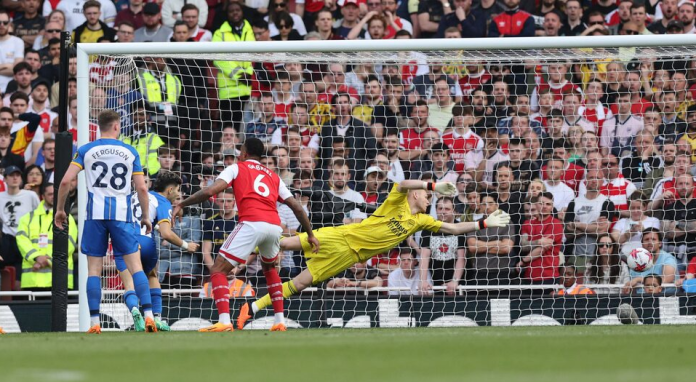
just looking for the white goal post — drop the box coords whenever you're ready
[76,35,696,331]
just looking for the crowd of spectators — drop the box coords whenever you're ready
[1,0,696,298]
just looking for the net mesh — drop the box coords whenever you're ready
[84,42,696,330]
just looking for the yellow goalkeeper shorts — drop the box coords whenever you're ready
[298,227,360,284]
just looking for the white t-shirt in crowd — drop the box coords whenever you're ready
[0,190,41,236]
[0,36,25,93]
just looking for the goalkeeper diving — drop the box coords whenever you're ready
[236,180,510,329]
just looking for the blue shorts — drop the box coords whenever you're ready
[82,220,140,257]
[115,235,158,274]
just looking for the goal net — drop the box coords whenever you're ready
[77,37,696,330]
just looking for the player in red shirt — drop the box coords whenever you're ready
[173,138,319,332]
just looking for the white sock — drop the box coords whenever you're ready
[251,302,259,314]
[274,313,285,325]
[144,310,154,320]
[90,316,100,326]
[219,313,231,325]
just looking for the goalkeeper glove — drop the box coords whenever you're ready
[433,182,457,196]
[483,210,511,229]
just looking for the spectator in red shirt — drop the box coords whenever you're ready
[115,0,145,30]
[488,0,535,38]
[518,192,564,286]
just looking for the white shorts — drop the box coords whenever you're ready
[219,221,283,266]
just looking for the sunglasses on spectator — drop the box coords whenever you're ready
[274,2,287,7]
[597,243,613,248]
[589,21,604,26]
[278,24,291,29]
[622,29,639,35]
[0,21,10,26]
[47,29,62,33]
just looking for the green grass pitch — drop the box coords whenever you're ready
[1,326,695,382]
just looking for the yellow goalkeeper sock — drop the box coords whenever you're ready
[254,281,298,312]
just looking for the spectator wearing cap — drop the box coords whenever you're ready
[12,0,45,50]
[649,0,679,34]
[361,164,390,203]
[436,0,485,38]
[678,0,696,34]
[161,0,208,28]
[667,19,685,34]
[134,3,174,42]
[28,80,55,139]
[73,1,116,43]
[489,0,535,38]
[334,0,361,39]
[115,0,146,30]
[0,164,40,289]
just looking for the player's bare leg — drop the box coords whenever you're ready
[86,256,104,334]
[238,268,314,330]
[199,256,236,332]
[279,236,302,252]
[122,252,157,332]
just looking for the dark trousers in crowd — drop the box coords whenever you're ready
[0,234,22,283]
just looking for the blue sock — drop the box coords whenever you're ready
[150,288,162,317]
[86,276,101,320]
[124,290,138,312]
[132,271,152,312]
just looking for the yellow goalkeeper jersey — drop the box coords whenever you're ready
[341,184,442,262]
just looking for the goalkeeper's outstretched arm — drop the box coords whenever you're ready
[397,179,457,195]
[439,210,511,235]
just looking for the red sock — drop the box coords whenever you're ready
[263,268,284,314]
[210,272,230,315]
